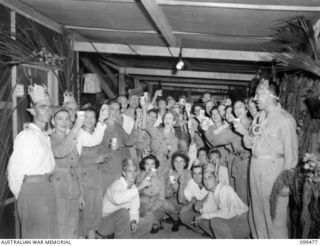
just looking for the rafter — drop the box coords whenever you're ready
[140,0,177,46]
[125,67,254,81]
[74,42,272,62]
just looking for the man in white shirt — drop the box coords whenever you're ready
[179,165,208,233]
[7,84,58,238]
[194,169,250,239]
[98,158,153,239]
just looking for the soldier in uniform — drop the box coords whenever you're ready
[7,84,58,238]
[234,79,298,238]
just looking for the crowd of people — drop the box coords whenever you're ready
[7,77,298,239]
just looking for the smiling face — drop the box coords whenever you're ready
[144,158,156,174]
[158,100,167,111]
[234,101,247,120]
[147,111,157,126]
[208,152,220,166]
[173,156,186,173]
[108,102,120,123]
[32,98,52,123]
[211,109,222,124]
[129,95,139,109]
[202,93,211,103]
[198,150,207,164]
[117,96,128,112]
[254,91,268,111]
[194,105,202,117]
[163,111,176,128]
[203,171,217,190]
[248,99,258,117]
[225,107,235,123]
[192,166,203,185]
[123,160,138,186]
[217,105,226,119]
[53,110,70,133]
[84,110,96,131]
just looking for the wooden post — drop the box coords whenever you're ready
[148,82,153,96]
[118,68,126,96]
[134,78,141,90]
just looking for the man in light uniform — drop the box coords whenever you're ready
[7,84,58,238]
[234,79,298,238]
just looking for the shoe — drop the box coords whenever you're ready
[150,224,160,234]
[172,220,180,232]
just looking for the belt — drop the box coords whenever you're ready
[252,154,284,159]
[23,174,52,184]
[234,152,251,159]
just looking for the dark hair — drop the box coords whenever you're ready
[192,102,203,115]
[171,152,189,170]
[197,147,208,157]
[208,148,221,159]
[82,106,97,116]
[147,108,158,116]
[191,165,203,172]
[139,154,160,171]
[210,105,220,115]
[122,158,137,171]
[268,82,280,98]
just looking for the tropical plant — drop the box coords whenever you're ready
[272,16,320,77]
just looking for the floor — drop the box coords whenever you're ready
[144,222,209,239]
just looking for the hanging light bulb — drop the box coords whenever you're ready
[176,47,184,70]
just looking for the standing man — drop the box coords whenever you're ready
[234,79,298,238]
[7,84,58,238]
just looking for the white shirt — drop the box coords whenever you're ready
[76,122,107,155]
[7,123,55,198]
[103,177,140,223]
[218,165,229,185]
[122,114,135,135]
[201,183,248,220]
[184,178,208,202]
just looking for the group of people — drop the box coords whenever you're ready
[7,77,298,239]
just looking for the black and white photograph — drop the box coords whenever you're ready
[0,0,320,242]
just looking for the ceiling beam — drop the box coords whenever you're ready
[157,0,320,11]
[125,67,254,81]
[140,0,178,47]
[149,82,232,90]
[74,41,272,62]
[0,0,64,34]
[133,76,248,86]
[160,86,229,94]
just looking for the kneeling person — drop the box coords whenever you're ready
[98,158,153,239]
[194,168,250,239]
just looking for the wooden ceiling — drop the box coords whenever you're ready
[2,0,320,92]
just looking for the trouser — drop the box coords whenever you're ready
[234,177,249,205]
[79,186,103,237]
[97,208,131,239]
[131,212,154,239]
[163,197,183,221]
[198,212,250,239]
[18,176,58,239]
[249,158,289,239]
[56,197,80,238]
[179,204,202,233]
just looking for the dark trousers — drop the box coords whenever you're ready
[199,212,250,239]
[18,182,58,239]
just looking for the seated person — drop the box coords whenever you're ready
[98,158,153,239]
[164,152,192,232]
[207,149,229,185]
[179,165,208,233]
[193,167,250,239]
[136,155,166,234]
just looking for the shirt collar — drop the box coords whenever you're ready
[213,183,222,197]
[28,123,48,136]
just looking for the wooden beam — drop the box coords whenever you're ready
[99,59,120,71]
[150,82,232,90]
[134,76,248,86]
[157,0,320,11]
[80,57,116,98]
[162,86,229,94]
[140,0,177,46]
[0,0,64,34]
[118,68,126,96]
[74,42,272,62]
[125,67,254,81]
[98,62,118,87]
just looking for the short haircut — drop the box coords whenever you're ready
[81,106,97,116]
[139,154,160,171]
[191,165,203,172]
[210,105,220,115]
[208,148,221,159]
[197,147,208,157]
[147,108,158,116]
[268,81,280,98]
[171,151,189,170]
[191,102,203,114]
[122,158,137,171]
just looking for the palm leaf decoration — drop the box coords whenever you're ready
[272,16,320,77]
